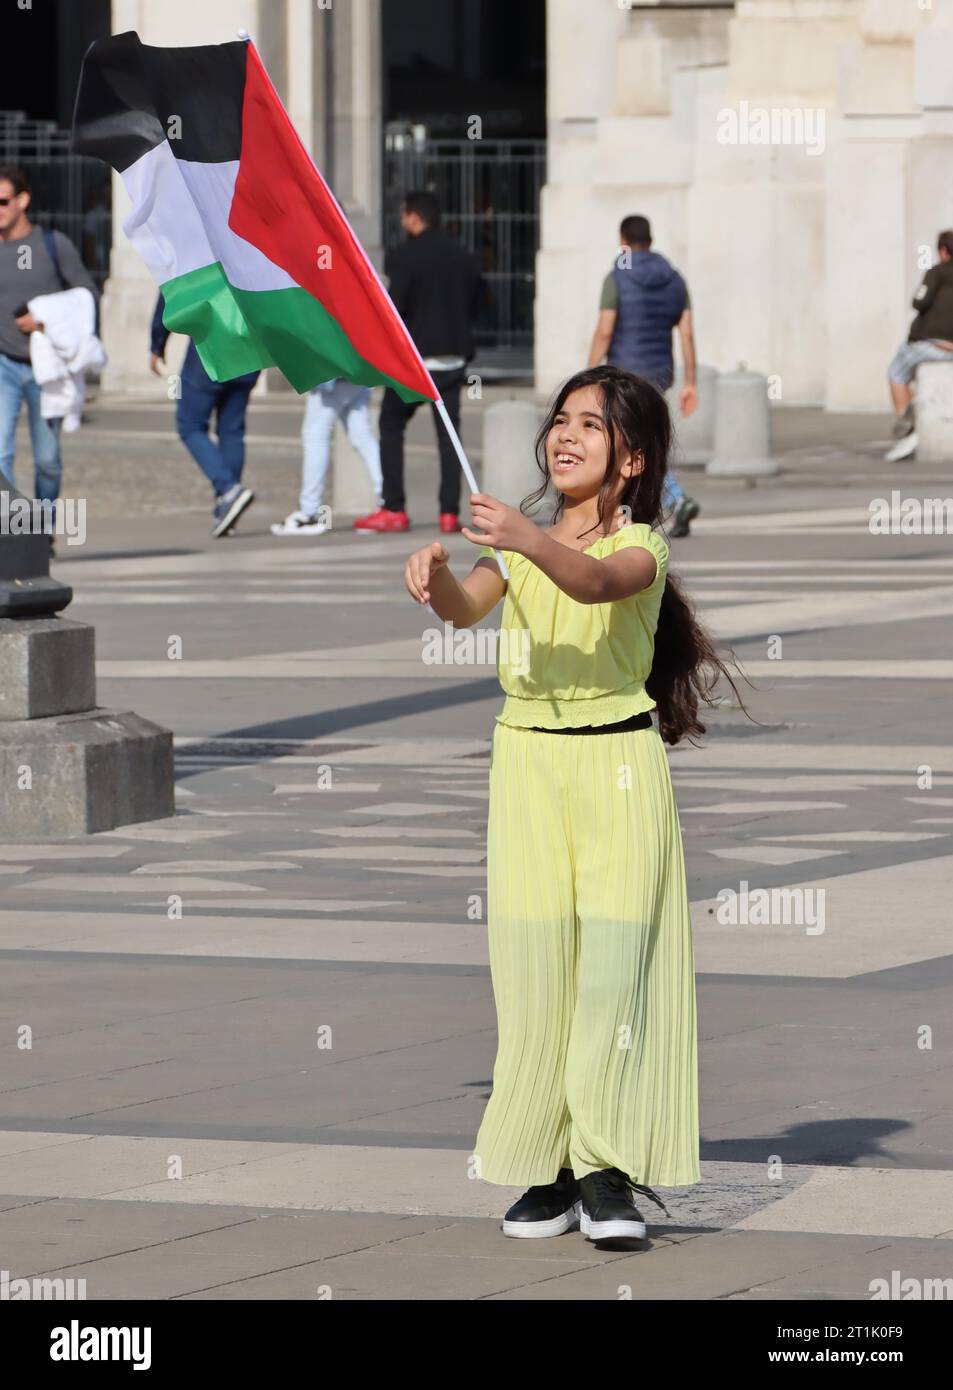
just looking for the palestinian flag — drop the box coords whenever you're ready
[71,31,437,402]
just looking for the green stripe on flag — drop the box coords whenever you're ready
[161,262,266,379]
[160,261,433,401]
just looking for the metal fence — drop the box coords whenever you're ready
[0,111,111,291]
[3,114,544,357]
[383,133,545,363]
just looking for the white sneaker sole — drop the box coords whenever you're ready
[270,522,329,536]
[579,1207,647,1241]
[885,432,918,462]
[501,1201,581,1239]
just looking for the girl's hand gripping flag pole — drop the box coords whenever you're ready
[434,399,509,580]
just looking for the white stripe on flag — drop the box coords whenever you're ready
[120,140,295,292]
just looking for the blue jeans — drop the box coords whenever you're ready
[175,344,259,497]
[0,353,64,501]
[300,379,382,515]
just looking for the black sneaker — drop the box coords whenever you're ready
[501,1167,581,1239]
[578,1167,671,1241]
[669,497,700,539]
[212,484,254,538]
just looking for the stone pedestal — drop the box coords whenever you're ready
[706,367,778,477]
[1,484,175,840]
[0,616,173,840]
[0,706,174,839]
[914,361,953,464]
[671,363,719,466]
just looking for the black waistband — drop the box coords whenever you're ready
[526,711,653,735]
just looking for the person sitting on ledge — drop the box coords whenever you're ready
[885,229,953,463]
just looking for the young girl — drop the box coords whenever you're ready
[404,364,735,1243]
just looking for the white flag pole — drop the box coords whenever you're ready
[434,397,509,581]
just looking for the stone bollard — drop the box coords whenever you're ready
[0,485,174,839]
[914,361,953,464]
[670,363,719,467]
[481,399,544,508]
[706,365,778,477]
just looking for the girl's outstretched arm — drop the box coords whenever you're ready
[521,532,658,604]
[405,542,506,627]
[464,493,658,604]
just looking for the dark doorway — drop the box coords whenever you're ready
[0,0,112,288]
[383,0,545,139]
[382,0,546,373]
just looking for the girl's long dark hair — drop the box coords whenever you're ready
[521,365,749,746]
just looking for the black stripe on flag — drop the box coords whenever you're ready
[72,30,247,172]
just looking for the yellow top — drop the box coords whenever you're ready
[477,522,669,729]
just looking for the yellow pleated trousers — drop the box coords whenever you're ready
[473,721,700,1188]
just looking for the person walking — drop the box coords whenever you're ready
[587,214,701,538]
[150,294,258,538]
[354,190,482,535]
[0,164,98,503]
[405,365,742,1241]
[885,229,953,463]
[271,377,383,536]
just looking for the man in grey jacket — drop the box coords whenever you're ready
[0,164,97,501]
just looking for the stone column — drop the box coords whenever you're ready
[535,1,730,397]
[328,0,385,518]
[824,1,953,410]
[535,0,631,396]
[99,0,260,393]
[914,361,953,463]
[0,486,174,839]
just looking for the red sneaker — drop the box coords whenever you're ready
[439,512,462,533]
[353,507,411,533]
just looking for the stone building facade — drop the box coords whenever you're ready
[100,0,953,410]
[538,0,953,410]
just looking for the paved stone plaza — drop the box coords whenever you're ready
[1,390,952,1300]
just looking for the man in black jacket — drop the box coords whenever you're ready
[354,191,482,533]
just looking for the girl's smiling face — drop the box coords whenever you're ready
[546,384,638,498]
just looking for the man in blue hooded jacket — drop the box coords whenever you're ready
[587,214,700,537]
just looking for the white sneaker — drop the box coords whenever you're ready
[885,431,918,462]
[270,510,329,536]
